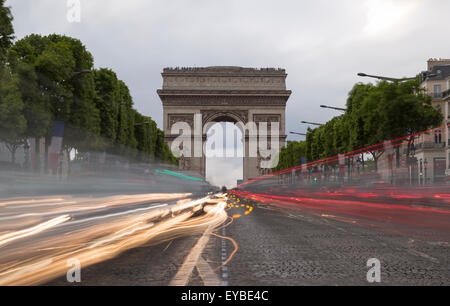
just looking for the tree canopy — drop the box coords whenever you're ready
[274,79,443,172]
[0,3,177,167]
[0,0,14,65]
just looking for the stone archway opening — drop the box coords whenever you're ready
[205,120,244,188]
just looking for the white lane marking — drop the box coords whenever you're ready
[196,257,222,286]
[170,224,215,286]
[408,248,440,263]
[0,215,70,247]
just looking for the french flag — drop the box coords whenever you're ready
[48,122,65,170]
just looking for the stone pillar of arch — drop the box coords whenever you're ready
[157,66,291,182]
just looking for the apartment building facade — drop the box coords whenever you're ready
[415,59,450,184]
[374,59,450,185]
[443,80,450,177]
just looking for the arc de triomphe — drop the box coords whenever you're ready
[157,66,291,182]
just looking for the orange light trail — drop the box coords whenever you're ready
[0,193,228,286]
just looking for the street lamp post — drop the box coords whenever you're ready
[301,120,323,126]
[320,105,346,112]
[290,131,306,136]
[72,69,91,78]
[357,72,439,82]
[134,122,151,126]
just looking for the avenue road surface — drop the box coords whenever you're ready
[42,187,450,286]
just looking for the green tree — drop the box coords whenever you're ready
[3,16,176,170]
[0,0,14,65]
[116,80,137,155]
[155,129,177,164]
[56,38,100,152]
[10,34,101,170]
[273,140,307,172]
[93,68,121,143]
[0,0,26,164]
[354,80,441,169]
[275,79,442,175]
[0,69,26,164]
[134,111,159,163]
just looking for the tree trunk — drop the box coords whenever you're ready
[35,138,41,173]
[44,135,50,174]
[361,153,365,172]
[23,141,30,171]
[371,151,378,171]
[66,148,71,177]
[371,149,386,172]
[395,146,400,168]
[10,146,16,165]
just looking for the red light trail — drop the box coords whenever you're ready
[238,124,449,187]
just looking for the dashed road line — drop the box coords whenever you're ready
[221,226,229,286]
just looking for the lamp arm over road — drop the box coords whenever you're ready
[320,105,346,112]
[357,72,438,82]
[290,131,306,136]
[301,121,323,126]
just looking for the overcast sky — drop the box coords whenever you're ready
[6,0,450,187]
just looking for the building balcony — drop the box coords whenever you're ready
[427,92,443,99]
[415,141,446,151]
[443,89,450,99]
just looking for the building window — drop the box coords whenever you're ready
[434,84,442,98]
[435,130,442,143]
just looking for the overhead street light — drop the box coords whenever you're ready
[357,72,438,82]
[290,131,306,136]
[72,69,91,77]
[134,122,151,126]
[301,120,323,126]
[320,105,346,112]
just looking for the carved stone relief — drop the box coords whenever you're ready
[167,114,194,130]
[253,114,281,123]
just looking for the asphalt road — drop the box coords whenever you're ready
[221,199,450,285]
[45,192,450,286]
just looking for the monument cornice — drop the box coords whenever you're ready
[157,89,291,97]
[162,66,287,77]
[161,95,289,106]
